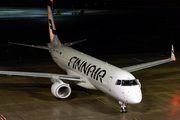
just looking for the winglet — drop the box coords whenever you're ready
[171,45,176,61]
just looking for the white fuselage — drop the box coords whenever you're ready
[48,43,142,104]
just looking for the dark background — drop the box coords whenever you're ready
[0,0,180,61]
[1,0,180,9]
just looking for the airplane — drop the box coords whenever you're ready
[1,6,176,113]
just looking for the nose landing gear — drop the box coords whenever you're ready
[120,107,127,113]
[119,101,127,113]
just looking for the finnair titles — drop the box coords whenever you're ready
[68,56,106,83]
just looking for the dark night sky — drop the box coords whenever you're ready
[1,0,180,8]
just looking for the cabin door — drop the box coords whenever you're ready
[108,76,113,91]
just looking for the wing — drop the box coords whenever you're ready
[0,71,84,82]
[9,42,49,50]
[122,45,176,72]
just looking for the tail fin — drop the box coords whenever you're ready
[47,6,61,45]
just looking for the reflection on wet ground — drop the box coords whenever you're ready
[0,8,112,18]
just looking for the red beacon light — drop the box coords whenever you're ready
[174,58,177,61]
[50,0,53,8]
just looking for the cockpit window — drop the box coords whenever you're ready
[115,80,121,85]
[115,79,138,86]
[122,79,138,86]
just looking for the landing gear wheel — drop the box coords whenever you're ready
[120,108,123,113]
[120,107,127,113]
[123,107,127,113]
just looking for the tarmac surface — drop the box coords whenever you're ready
[0,53,179,120]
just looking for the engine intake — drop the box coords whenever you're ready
[51,82,71,98]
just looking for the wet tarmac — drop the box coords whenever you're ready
[0,53,179,120]
[0,8,111,18]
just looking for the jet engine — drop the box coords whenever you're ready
[51,82,71,98]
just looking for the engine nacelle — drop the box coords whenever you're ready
[51,82,71,99]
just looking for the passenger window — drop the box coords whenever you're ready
[116,80,121,85]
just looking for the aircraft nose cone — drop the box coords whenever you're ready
[119,86,142,104]
[130,90,142,104]
[125,87,142,104]
[133,92,142,103]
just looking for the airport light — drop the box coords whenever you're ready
[50,0,53,9]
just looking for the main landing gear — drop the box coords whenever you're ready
[119,101,127,113]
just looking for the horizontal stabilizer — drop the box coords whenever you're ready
[9,42,49,50]
[63,39,87,46]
